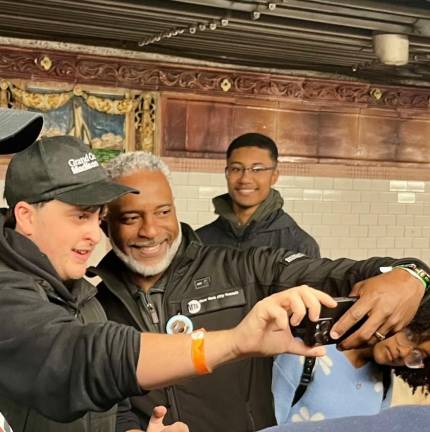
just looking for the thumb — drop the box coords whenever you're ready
[148,405,167,428]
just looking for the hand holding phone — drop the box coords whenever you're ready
[292,297,366,345]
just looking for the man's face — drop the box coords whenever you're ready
[29,201,101,280]
[373,328,430,368]
[106,170,180,277]
[226,146,279,212]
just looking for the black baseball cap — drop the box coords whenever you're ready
[0,108,43,154]
[5,135,137,207]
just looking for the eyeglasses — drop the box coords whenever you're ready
[397,328,426,369]
[225,165,276,177]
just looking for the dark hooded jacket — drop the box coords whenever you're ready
[0,211,142,432]
[196,189,320,257]
[92,222,426,432]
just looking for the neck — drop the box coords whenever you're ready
[232,202,258,225]
[343,348,373,368]
[131,272,163,293]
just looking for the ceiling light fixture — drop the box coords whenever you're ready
[373,33,409,66]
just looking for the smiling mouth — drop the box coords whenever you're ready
[72,248,91,261]
[131,241,167,257]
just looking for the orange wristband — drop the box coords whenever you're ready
[191,328,212,375]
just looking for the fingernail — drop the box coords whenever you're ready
[330,331,339,340]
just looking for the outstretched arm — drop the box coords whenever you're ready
[136,286,336,389]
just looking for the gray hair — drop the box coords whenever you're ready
[103,151,172,187]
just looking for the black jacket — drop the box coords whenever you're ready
[92,223,424,432]
[0,212,142,432]
[196,189,320,257]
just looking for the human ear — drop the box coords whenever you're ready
[14,202,36,236]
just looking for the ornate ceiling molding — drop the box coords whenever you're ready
[1,45,429,109]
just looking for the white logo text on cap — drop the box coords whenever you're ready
[68,152,99,174]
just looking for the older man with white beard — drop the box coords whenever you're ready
[91,151,430,432]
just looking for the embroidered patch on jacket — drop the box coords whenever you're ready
[283,252,305,263]
[194,276,211,290]
[182,289,246,316]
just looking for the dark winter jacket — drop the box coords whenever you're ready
[92,223,425,432]
[0,211,142,432]
[196,189,320,257]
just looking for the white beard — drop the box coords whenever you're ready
[110,225,182,277]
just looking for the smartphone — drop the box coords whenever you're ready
[292,296,365,345]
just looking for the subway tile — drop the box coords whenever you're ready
[369,226,387,237]
[397,215,414,225]
[412,238,429,249]
[303,189,323,201]
[386,225,404,237]
[377,237,395,249]
[359,238,377,249]
[406,203,423,215]
[198,186,220,199]
[388,203,406,214]
[414,215,429,226]
[313,201,333,213]
[416,193,430,203]
[405,226,422,237]
[311,225,331,237]
[175,185,200,199]
[378,215,396,225]
[342,238,359,249]
[288,176,315,189]
[294,201,314,213]
[389,180,407,192]
[385,249,404,258]
[302,213,323,226]
[323,190,342,201]
[210,173,227,186]
[370,203,389,214]
[360,214,378,225]
[397,192,416,204]
[407,181,425,192]
[282,189,303,200]
[334,178,353,190]
[188,172,212,185]
[348,249,370,260]
[340,214,360,225]
[369,249,387,257]
[174,198,188,212]
[178,211,199,225]
[379,192,397,203]
[187,199,211,212]
[314,177,334,189]
[361,191,380,202]
[395,237,413,249]
[404,248,425,258]
[369,179,390,191]
[322,214,343,225]
[346,191,361,202]
[330,225,349,237]
[350,226,369,237]
[351,202,370,214]
[352,179,372,190]
[332,202,351,214]
[171,171,189,185]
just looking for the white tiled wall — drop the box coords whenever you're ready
[172,172,430,263]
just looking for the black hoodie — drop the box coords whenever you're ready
[0,211,142,432]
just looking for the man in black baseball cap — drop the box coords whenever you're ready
[0,107,43,154]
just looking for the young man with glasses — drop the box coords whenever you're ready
[197,132,320,257]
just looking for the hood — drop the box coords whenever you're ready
[0,210,80,304]
[212,189,286,234]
